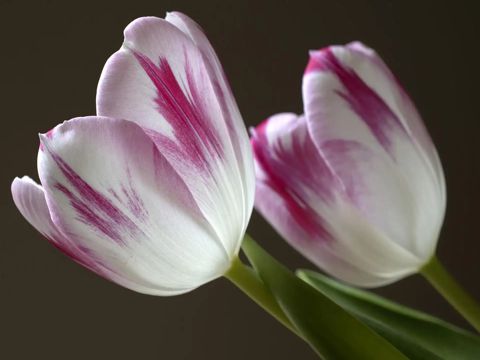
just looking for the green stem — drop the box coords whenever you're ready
[225,256,301,338]
[421,256,480,332]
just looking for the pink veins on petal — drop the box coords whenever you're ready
[50,153,145,245]
[252,120,332,242]
[39,128,55,151]
[133,50,223,170]
[307,48,408,153]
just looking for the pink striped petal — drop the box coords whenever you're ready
[342,42,444,184]
[96,15,254,255]
[11,176,164,293]
[253,114,421,286]
[165,12,254,224]
[12,176,63,245]
[252,113,336,242]
[164,12,252,174]
[11,176,106,275]
[37,116,230,295]
[303,43,446,262]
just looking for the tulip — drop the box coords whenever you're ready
[252,42,447,287]
[12,13,255,295]
[252,42,480,332]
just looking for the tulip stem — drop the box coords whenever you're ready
[421,256,480,332]
[225,256,301,337]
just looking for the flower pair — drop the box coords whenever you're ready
[12,13,446,295]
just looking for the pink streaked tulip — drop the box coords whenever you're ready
[12,13,254,295]
[252,42,446,287]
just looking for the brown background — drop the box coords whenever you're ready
[1,0,479,359]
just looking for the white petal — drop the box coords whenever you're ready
[38,116,230,295]
[11,176,127,287]
[165,11,255,224]
[96,16,254,258]
[253,114,421,287]
[303,44,446,260]
[12,176,65,244]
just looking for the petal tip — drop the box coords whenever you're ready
[123,16,166,40]
[305,47,330,75]
[11,177,23,193]
[165,11,189,23]
[12,175,30,185]
[346,41,376,57]
[12,176,40,193]
[38,132,49,151]
[164,11,175,19]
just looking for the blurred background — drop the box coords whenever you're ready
[1,0,479,358]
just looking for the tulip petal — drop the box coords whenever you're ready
[37,116,230,295]
[253,114,422,287]
[96,15,254,256]
[343,42,444,186]
[303,43,445,260]
[11,176,101,272]
[164,11,253,195]
[12,176,63,244]
[252,113,337,241]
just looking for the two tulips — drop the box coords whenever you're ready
[11,12,480,359]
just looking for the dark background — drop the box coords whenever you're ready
[1,0,479,359]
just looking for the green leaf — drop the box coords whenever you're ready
[298,269,480,360]
[241,235,407,360]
